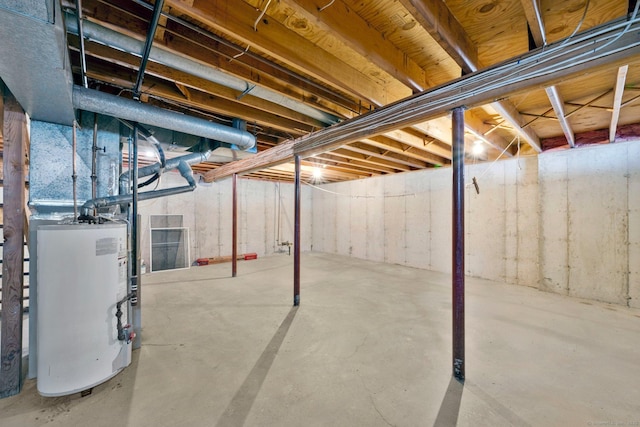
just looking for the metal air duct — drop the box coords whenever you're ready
[72,86,256,150]
[65,13,340,126]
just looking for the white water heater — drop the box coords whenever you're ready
[37,223,131,396]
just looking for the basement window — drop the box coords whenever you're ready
[149,215,190,272]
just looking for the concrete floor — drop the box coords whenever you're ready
[1,252,639,426]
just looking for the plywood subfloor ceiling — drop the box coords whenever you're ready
[63,0,640,182]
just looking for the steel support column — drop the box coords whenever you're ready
[131,124,142,349]
[232,173,238,278]
[452,107,465,382]
[293,155,301,306]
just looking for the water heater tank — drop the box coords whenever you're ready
[37,223,131,396]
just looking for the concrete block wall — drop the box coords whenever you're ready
[139,173,311,269]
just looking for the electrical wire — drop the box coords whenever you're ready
[318,0,336,12]
[302,180,420,199]
[254,0,273,31]
[293,9,640,158]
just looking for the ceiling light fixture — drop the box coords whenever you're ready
[472,140,484,156]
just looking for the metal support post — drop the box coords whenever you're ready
[293,155,301,306]
[452,107,466,382]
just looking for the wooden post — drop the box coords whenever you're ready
[1,84,27,398]
[451,107,465,382]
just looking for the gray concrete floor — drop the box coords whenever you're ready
[1,252,639,426]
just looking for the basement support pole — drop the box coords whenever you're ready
[293,155,301,306]
[131,123,141,350]
[0,84,26,398]
[232,173,238,278]
[452,107,465,382]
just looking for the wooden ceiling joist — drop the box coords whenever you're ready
[277,0,429,92]
[164,0,398,106]
[400,0,542,152]
[204,17,640,181]
[545,85,575,148]
[610,65,629,142]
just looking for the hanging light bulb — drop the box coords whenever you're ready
[472,140,484,156]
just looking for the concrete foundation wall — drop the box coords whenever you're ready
[539,142,639,307]
[310,142,640,306]
[140,174,311,269]
[311,157,537,286]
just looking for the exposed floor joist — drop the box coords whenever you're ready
[204,17,640,181]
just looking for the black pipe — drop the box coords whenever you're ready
[132,0,165,100]
[293,155,301,306]
[452,107,465,382]
[232,173,238,278]
[74,0,89,89]
[132,123,140,304]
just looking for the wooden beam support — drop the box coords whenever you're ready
[610,65,628,142]
[362,136,447,166]
[346,142,424,169]
[488,100,542,152]
[398,0,478,73]
[0,84,27,398]
[383,128,452,160]
[520,0,547,47]
[545,85,575,147]
[203,19,640,181]
[464,110,514,156]
[283,0,429,91]
[402,0,542,152]
[165,0,396,106]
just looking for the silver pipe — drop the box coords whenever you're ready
[119,151,210,195]
[74,0,89,88]
[72,86,256,150]
[91,113,98,199]
[72,121,78,221]
[81,158,200,217]
[65,13,339,125]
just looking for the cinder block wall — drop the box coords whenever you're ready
[311,141,640,308]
